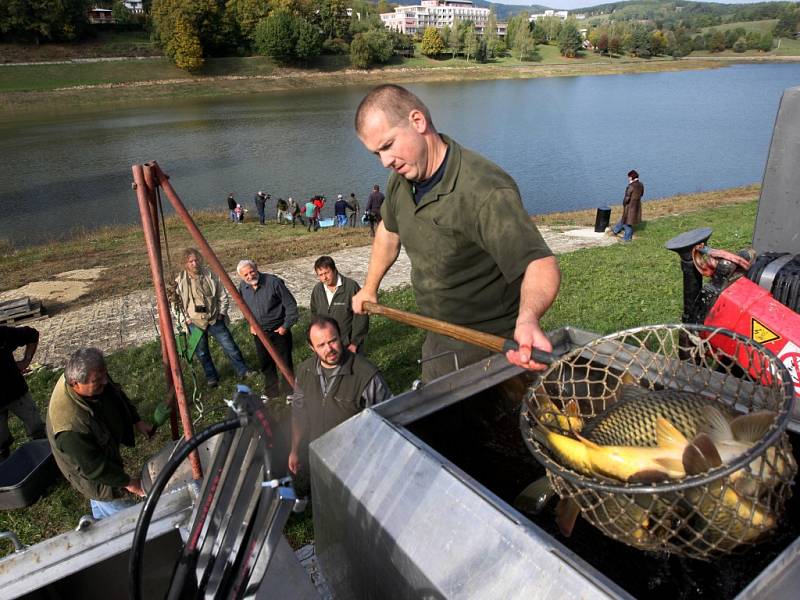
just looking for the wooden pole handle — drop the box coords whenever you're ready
[362,301,554,364]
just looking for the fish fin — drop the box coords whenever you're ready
[555,498,581,537]
[655,417,688,450]
[628,469,672,484]
[565,399,580,418]
[730,410,775,443]
[514,477,555,515]
[701,405,734,443]
[682,433,722,475]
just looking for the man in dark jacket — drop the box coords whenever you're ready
[254,191,267,225]
[46,347,154,519]
[0,325,46,461]
[288,317,390,474]
[365,184,384,237]
[309,256,368,353]
[226,193,237,222]
[610,170,644,242]
[237,259,298,398]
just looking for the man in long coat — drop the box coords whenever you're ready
[610,170,644,242]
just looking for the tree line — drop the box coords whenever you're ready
[0,0,414,71]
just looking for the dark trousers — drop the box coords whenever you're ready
[253,330,294,398]
[257,208,266,225]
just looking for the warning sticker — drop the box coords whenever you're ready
[778,341,800,397]
[751,319,781,344]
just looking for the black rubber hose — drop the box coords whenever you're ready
[129,418,243,600]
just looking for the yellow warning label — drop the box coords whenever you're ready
[752,319,780,344]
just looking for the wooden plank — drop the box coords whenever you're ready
[0,297,31,312]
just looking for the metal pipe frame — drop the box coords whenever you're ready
[141,166,180,440]
[146,161,296,389]
[132,164,203,479]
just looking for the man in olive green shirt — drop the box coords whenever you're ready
[46,348,154,519]
[353,84,561,380]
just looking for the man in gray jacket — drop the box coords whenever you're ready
[174,248,251,388]
[237,259,298,398]
[309,256,368,353]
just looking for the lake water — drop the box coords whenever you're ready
[1,63,799,247]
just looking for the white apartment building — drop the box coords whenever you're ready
[123,0,144,13]
[530,10,586,22]
[381,0,492,36]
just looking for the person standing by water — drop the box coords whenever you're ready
[276,197,289,224]
[254,191,267,226]
[226,193,237,222]
[609,170,644,243]
[288,197,305,228]
[334,194,348,228]
[347,192,360,227]
[365,184,384,237]
[305,198,318,232]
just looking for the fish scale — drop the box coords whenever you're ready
[581,387,731,447]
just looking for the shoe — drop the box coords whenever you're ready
[242,370,259,379]
[207,379,219,388]
[605,230,618,237]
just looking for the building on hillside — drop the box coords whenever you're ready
[87,8,114,24]
[123,0,144,13]
[381,0,504,37]
[530,10,586,22]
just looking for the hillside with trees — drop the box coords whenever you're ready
[1,1,798,70]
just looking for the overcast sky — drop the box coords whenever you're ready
[499,0,772,11]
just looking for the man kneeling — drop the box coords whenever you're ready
[46,348,154,519]
[288,317,390,475]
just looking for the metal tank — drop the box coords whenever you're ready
[310,327,800,599]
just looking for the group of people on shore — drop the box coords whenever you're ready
[3,84,643,527]
[225,185,388,237]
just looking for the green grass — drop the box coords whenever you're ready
[0,199,758,557]
[0,58,192,93]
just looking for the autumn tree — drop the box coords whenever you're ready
[421,26,445,57]
[152,0,222,70]
[167,16,204,70]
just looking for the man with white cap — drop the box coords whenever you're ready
[334,194,348,228]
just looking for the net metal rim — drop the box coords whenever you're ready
[525,323,796,495]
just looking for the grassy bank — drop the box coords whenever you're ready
[0,184,761,315]
[0,55,734,117]
[0,197,759,557]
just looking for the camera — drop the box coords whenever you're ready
[194,305,208,313]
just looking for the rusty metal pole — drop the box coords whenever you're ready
[133,164,203,479]
[148,161,295,389]
[143,165,180,440]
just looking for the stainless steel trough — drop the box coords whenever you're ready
[310,327,800,600]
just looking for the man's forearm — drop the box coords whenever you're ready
[517,256,561,325]
[363,223,401,293]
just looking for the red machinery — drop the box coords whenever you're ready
[666,228,800,402]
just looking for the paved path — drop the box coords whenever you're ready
[26,227,616,368]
